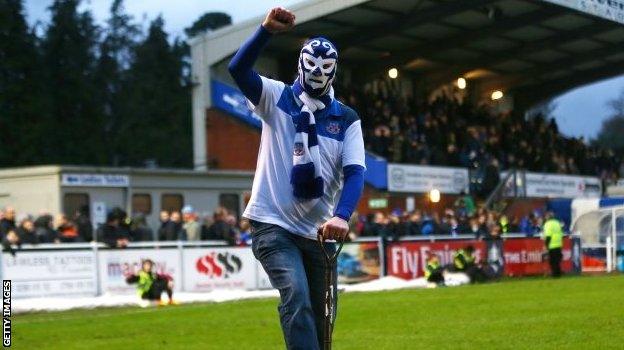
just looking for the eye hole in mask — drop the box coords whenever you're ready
[322,63,332,69]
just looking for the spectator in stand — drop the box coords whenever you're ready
[99,210,129,248]
[16,216,37,244]
[2,228,21,256]
[203,207,232,241]
[160,211,184,241]
[112,207,132,242]
[408,211,423,236]
[130,214,153,242]
[484,222,503,242]
[34,214,58,243]
[225,214,239,245]
[56,214,81,242]
[0,206,16,236]
[468,216,487,240]
[157,211,170,241]
[74,205,93,242]
[238,218,252,246]
[182,205,201,241]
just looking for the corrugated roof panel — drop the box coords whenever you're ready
[403,23,460,39]
[367,0,432,14]
[443,10,492,29]
[605,52,624,62]
[437,48,481,61]
[541,14,594,30]
[593,28,624,43]
[572,61,605,71]
[368,35,421,50]
[494,0,541,16]
[558,39,603,52]
[524,49,567,62]
[325,7,393,26]
[539,69,571,80]
[492,59,535,72]
[505,25,556,41]
[469,37,518,51]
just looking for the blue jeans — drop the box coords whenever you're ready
[250,220,337,350]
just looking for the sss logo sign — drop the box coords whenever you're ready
[195,252,242,279]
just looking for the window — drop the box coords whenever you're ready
[161,194,183,213]
[132,194,152,214]
[219,193,240,219]
[63,193,89,217]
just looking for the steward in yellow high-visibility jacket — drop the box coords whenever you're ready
[542,212,564,277]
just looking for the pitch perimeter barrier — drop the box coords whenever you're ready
[1,235,581,299]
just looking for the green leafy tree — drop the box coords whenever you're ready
[94,0,140,165]
[184,12,231,37]
[118,16,192,167]
[594,89,624,154]
[41,0,104,164]
[0,0,46,166]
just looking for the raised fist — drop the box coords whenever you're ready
[262,7,295,34]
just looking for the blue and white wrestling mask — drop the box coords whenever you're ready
[297,37,338,98]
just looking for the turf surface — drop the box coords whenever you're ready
[13,274,623,349]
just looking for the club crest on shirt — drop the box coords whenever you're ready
[326,121,341,135]
[294,142,305,156]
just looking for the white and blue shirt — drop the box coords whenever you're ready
[243,76,366,239]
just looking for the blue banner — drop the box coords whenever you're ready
[211,80,261,129]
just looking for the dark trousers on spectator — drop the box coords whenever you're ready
[427,269,445,284]
[548,248,562,277]
[250,220,336,350]
[142,277,172,301]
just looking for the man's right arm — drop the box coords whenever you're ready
[227,26,272,105]
[228,7,295,105]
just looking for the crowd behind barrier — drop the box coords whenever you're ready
[0,195,558,254]
[335,79,622,194]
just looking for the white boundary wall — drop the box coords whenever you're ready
[0,242,272,299]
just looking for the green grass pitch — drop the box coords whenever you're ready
[13,275,623,349]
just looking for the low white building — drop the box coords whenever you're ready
[0,165,253,229]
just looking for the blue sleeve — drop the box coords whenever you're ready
[228,25,272,105]
[334,165,365,221]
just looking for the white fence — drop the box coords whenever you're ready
[0,241,272,299]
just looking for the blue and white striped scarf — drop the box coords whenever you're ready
[290,81,333,200]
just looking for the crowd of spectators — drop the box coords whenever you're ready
[351,205,546,243]
[336,79,622,184]
[0,205,252,250]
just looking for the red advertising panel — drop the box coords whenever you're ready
[503,237,573,276]
[387,237,574,280]
[386,240,486,279]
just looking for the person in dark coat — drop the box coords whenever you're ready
[74,205,93,242]
[34,214,58,243]
[202,207,232,241]
[161,211,184,241]
[16,217,38,245]
[130,214,154,242]
[0,206,16,236]
[98,212,129,248]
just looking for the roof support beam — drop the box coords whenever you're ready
[513,63,624,104]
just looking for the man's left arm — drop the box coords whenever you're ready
[322,119,366,239]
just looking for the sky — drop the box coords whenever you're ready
[24,0,624,140]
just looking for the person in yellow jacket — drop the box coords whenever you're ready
[424,253,444,285]
[542,212,564,277]
[126,259,178,306]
